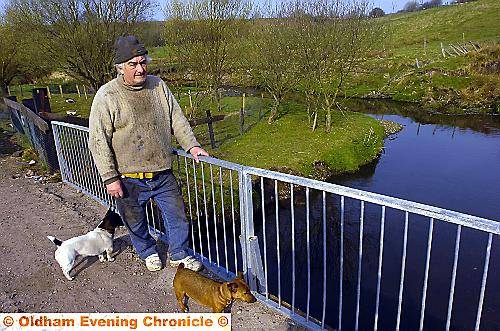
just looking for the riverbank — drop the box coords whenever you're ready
[343,0,500,113]
[3,94,388,179]
[212,100,387,179]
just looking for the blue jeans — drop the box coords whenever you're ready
[115,170,189,261]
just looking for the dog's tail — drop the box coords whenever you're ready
[47,235,63,246]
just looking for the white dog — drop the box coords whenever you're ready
[47,209,122,280]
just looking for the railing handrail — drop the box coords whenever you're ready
[52,120,499,235]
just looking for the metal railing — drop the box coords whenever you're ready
[51,121,499,330]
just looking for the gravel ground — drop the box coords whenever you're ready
[0,121,303,330]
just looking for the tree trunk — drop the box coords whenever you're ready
[311,111,318,131]
[267,96,280,124]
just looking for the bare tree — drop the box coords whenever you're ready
[7,0,155,90]
[247,4,299,123]
[164,0,253,147]
[288,0,379,132]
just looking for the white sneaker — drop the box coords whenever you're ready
[145,253,162,272]
[170,255,203,271]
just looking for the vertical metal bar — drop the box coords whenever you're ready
[290,183,295,311]
[63,126,78,186]
[474,233,493,331]
[76,130,91,193]
[219,167,229,271]
[210,164,220,266]
[201,162,212,263]
[63,127,78,187]
[193,159,203,257]
[184,157,195,253]
[230,170,238,272]
[339,196,344,331]
[321,191,327,328]
[262,177,269,300]
[274,179,281,306]
[374,206,386,331]
[241,171,256,291]
[446,225,461,331]
[396,212,409,331]
[355,201,365,331]
[51,125,66,182]
[419,218,434,331]
[306,187,311,320]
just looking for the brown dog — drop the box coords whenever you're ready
[173,264,257,313]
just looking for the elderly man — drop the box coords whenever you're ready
[89,35,208,272]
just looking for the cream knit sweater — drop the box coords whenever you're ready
[89,75,199,183]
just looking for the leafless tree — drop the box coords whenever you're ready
[7,0,155,90]
[164,0,253,147]
[293,0,379,131]
[246,3,299,123]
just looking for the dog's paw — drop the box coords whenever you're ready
[63,273,74,281]
[108,257,115,262]
[99,256,106,262]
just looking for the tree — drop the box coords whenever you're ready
[370,7,385,17]
[246,4,299,123]
[0,14,51,94]
[7,0,155,90]
[403,0,419,12]
[293,0,380,132]
[164,0,253,147]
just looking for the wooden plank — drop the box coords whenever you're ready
[2,97,49,132]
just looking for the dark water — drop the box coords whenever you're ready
[188,99,500,330]
[252,100,500,330]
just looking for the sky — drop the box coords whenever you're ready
[0,0,413,21]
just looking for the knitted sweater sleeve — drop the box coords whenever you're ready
[88,91,119,183]
[162,81,200,152]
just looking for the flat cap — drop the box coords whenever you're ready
[114,35,148,64]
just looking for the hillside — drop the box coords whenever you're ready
[346,0,500,112]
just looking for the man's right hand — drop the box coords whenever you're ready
[106,180,124,198]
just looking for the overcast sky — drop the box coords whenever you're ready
[0,0,413,20]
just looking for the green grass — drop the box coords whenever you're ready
[214,101,385,177]
[346,0,500,112]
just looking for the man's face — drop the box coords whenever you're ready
[121,55,148,86]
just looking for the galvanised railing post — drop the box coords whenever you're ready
[239,169,259,291]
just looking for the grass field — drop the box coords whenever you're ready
[345,0,500,112]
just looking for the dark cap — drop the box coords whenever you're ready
[114,35,148,64]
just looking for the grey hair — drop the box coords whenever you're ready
[115,55,152,72]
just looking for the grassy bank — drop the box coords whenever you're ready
[346,0,500,113]
[214,101,386,178]
[4,86,386,178]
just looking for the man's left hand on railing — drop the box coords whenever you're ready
[189,146,209,163]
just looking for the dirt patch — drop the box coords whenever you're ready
[0,152,301,329]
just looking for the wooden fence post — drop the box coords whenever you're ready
[240,93,246,135]
[76,84,81,97]
[46,86,51,99]
[83,86,88,100]
[260,93,264,120]
[19,85,23,97]
[188,90,194,118]
[7,86,10,96]
[59,85,64,98]
[441,42,446,58]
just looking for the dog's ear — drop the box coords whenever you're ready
[227,282,239,293]
[237,271,244,279]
